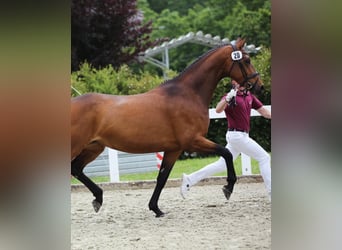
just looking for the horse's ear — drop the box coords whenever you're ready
[236,37,246,49]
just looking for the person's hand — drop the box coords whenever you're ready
[225,88,237,103]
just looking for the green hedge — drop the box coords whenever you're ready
[71,63,168,96]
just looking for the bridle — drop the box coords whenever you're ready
[227,44,260,90]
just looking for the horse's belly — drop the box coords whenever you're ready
[98,125,179,154]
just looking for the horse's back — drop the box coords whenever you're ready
[71,92,109,107]
[71,93,119,118]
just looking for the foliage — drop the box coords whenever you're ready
[71,62,167,97]
[71,0,162,71]
[249,48,271,151]
[146,0,269,16]
[138,0,271,74]
[252,47,271,104]
[223,2,271,47]
[146,0,202,15]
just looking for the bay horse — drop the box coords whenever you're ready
[71,38,263,217]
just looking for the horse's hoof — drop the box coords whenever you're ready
[151,207,165,217]
[222,185,232,200]
[92,199,102,213]
[155,211,165,218]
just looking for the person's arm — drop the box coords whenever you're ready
[256,106,271,119]
[216,88,236,113]
[215,98,228,113]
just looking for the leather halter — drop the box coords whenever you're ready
[227,44,259,90]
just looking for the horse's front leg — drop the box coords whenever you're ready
[148,150,182,217]
[192,136,237,200]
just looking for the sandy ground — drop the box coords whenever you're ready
[71,181,271,250]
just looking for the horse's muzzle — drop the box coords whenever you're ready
[250,83,264,95]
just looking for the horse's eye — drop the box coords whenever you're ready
[245,57,251,64]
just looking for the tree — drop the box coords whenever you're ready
[71,0,161,71]
[223,1,271,47]
[139,0,271,74]
[146,0,202,15]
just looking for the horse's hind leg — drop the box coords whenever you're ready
[192,136,237,200]
[71,142,105,212]
[71,163,103,212]
[148,150,182,217]
[215,144,236,199]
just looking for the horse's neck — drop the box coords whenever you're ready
[179,46,229,107]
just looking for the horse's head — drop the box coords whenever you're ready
[226,38,264,95]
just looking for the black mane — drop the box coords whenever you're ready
[161,44,230,85]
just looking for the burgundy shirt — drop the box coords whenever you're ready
[222,91,263,132]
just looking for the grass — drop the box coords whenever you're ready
[71,155,261,184]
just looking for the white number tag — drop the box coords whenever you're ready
[231,51,243,61]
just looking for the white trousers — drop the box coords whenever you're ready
[187,131,271,195]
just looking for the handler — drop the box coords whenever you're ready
[180,79,271,200]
